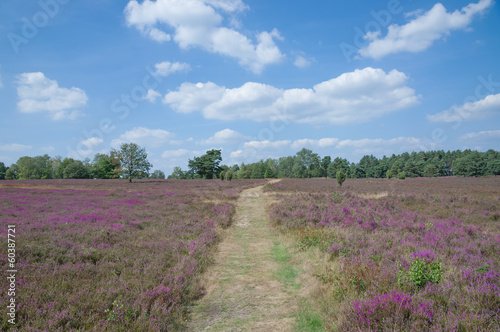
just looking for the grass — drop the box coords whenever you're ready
[294,300,324,332]
[272,241,300,290]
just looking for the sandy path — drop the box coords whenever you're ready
[186,182,297,331]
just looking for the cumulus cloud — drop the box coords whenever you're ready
[144,89,162,103]
[291,138,339,150]
[0,142,32,152]
[460,130,500,140]
[164,67,419,124]
[16,72,88,120]
[199,128,248,145]
[154,61,191,76]
[293,55,311,69]
[360,0,493,59]
[111,127,175,149]
[82,137,104,148]
[124,0,284,73]
[427,93,500,123]
[230,140,291,161]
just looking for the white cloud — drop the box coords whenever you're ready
[111,127,175,149]
[144,89,162,103]
[293,55,311,69]
[427,93,500,123]
[291,138,339,150]
[16,72,88,120]
[199,128,248,145]
[82,137,104,148]
[164,67,419,124]
[360,0,493,59]
[0,143,32,152]
[230,140,291,161]
[154,61,191,76]
[460,130,500,140]
[161,148,197,159]
[124,0,284,73]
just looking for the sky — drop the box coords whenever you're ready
[0,0,499,174]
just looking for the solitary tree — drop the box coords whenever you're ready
[336,170,346,187]
[225,169,233,181]
[114,143,152,182]
[188,149,222,179]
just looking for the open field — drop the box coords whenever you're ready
[0,179,265,331]
[1,177,499,331]
[265,177,500,331]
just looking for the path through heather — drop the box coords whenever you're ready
[187,181,298,331]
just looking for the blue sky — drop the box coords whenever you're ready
[0,0,499,174]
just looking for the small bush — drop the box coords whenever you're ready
[398,171,406,180]
[398,258,442,289]
[336,170,346,187]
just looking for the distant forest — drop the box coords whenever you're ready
[1,148,499,181]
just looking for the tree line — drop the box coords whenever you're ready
[2,147,498,181]
[167,148,500,180]
[0,143,164,181]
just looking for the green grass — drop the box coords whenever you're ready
[295,300,324,332]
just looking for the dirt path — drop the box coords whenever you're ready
[187,181,298,331]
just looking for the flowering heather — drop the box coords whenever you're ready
[0,179,265,331]
[267,177,500,331]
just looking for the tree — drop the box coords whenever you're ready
[63,160,89,179]
[91,153,115,179]
[6,166,18,180]
[336,170,346,187]
[487,159,500,176]
[225,169,233,181]
[0,162,7,180]
[168,167,187,179]
[150,170,165,179]
[386,170,393,179]
[114,143,152,182]
[321,156,331,178]
[188,149,222,179]
[220,171,225,181]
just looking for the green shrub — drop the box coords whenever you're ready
[398,258,442,289]
[336,170,346,187]
[398,171,406,180]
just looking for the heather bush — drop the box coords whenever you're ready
[267,178,500,330]
[0,179,266,330]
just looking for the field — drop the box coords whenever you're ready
[265,177,500,331]
[0,179,265,331]
[1,177,499,331]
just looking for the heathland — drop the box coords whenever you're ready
[1,176,499,331]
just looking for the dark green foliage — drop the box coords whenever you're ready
[113,143,152,182]
[0,162,6,180]
[63,160,89,179]
[150,170,165,179]
[398,171,406,180]
[336,170,346,187]
[188,149,222,179]
[398,259,443,289]
[225,169,233,181]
